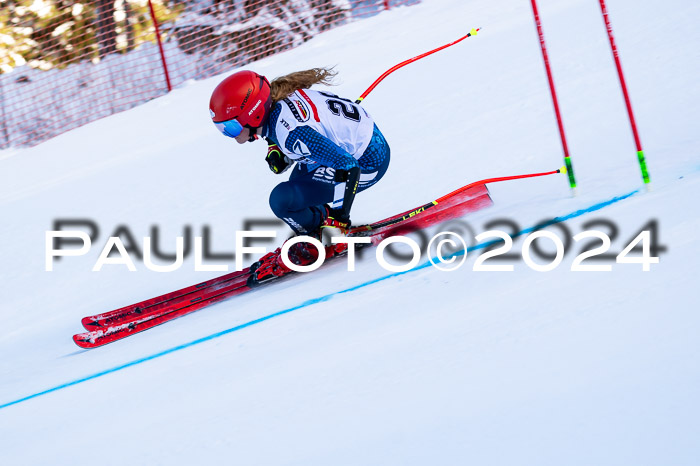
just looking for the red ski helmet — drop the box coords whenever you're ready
[209,70,272,137]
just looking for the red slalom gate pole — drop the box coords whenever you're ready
[355,28,480,104]
[597,0,650,186]
[530,0,577,193]
[148,0,172,93]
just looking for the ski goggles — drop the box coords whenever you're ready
[214,118,244,138]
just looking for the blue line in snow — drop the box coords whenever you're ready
[0,189,638,411]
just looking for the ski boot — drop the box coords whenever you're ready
[247,206,357,287]
[248,232,325,287]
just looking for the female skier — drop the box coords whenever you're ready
[209,68,390,283]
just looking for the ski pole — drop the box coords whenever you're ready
[350,166,566,233]
[355,28,480,104]
[436,166,565,203]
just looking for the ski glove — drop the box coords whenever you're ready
[266,143,292,174]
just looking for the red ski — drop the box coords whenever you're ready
[73,183,493,349]
[81,268,251,330]
[73,278,253,348]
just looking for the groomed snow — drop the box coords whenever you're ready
[1,0,699,464]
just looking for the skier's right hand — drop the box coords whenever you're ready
[266,143,292,174]
[324,208,351,233]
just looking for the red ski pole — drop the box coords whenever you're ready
[350,166,566,234]
[355,28,480,104]
[435,166,565,203]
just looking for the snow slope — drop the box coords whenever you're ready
[1,0,699,464]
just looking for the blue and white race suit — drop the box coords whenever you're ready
[263,88,390,234]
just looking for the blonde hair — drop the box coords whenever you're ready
[270,67,337,103]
